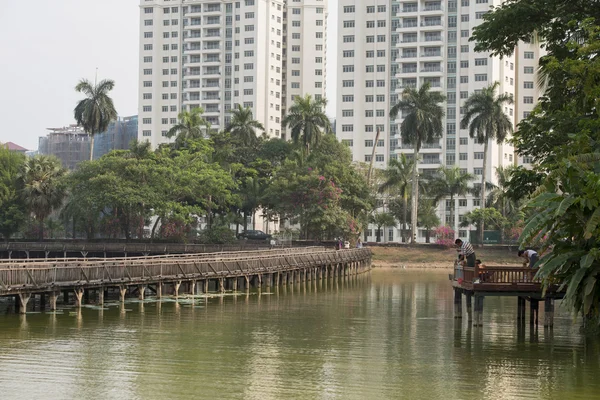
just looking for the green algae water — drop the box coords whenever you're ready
[0,269,599,400]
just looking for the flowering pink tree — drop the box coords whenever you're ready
[434,225,456,248]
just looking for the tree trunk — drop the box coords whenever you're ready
[450,193,456,237]
[243,211,248,232]
[252,208,256,230]
[425,229,430,243]
[411,145,419,243]
[402,190,408,243]
[89,135,95,161]
[38,218,44,241]
[150,216,161,240]
[480,140,488,246]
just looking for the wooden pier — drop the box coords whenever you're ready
[0,247,372,314]
[452,263,563,327]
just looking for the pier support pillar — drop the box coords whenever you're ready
[138,285,147,301]
[204,280,209,293]
[232,278,238,292]
[530,299,539,326]
[219,278,225,293]
[466,293,472,322]
[98,289,104,306]
[17,293,31,314]
[544,298,554,328]
[174,281,182,298]
[258,274,263,287]
[190,281,196,296]
[49,292,58,311]
[119,286,127,302]
[517,297,526,323]
[74,288,84,308]
[473,296,484,327]
[454,288,462,319]
[156,282,163,299]
[266,274,272,288]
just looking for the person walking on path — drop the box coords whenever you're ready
[518,249,539,269]
[455,239,476,268]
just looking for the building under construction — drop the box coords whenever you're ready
[38,125,90,170]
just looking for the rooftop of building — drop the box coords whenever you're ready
[2,142,28,152]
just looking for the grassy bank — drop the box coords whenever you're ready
[370,245,522,269]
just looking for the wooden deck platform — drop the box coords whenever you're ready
[0,247,372,314]
[451,263,563,327]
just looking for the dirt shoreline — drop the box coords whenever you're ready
[372,261,454,269]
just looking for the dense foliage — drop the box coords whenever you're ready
[473,1,600,317]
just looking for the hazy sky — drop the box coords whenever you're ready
[0,0,338,151]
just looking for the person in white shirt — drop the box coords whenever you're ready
[518,249,539,268]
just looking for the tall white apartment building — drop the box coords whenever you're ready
[138,0,327,148]
[337,0,541,243]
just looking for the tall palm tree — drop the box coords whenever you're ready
[281,94,331,154]
[166,107,210,143]
[428,166,475,239]
[460,82,513,245]
[379,154,415,242]
[19,155,66,240]
[487,165,519,242]
[225,104,265,146]
[74,78,118,161]
[390,83,445,243]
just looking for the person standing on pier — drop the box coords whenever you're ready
[455,239,476,268]
[518,249,538,268]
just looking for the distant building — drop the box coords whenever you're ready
[1,142,28,154]
[39,125,91,170]
[93,115,139,159]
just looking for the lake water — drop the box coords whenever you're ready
[0,269,598,400]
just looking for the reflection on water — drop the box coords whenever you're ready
[0,269,598,400]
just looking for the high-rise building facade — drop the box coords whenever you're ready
[138,0,327,147]
[337,0,541,242]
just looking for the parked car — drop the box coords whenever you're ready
[237,230,272,241]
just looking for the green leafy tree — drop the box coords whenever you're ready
[74,78,118,160]
[460,207,508,244]
[19,155,66,240]
[0,145,27,240]
[487,166,521,241]
[281,94,331,154]
[418,199,441,244]
[379,154,414,242]
[472,1,600,318]
[369,212,397,243]
[427,166,475,240]
[460,82,513,246]
[225,104,265,147]
[166,107,210,145]
[390,83,445,243]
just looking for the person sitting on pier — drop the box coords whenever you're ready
[475,259,488,281]
[455,239,476,268]
[518,249,538,269]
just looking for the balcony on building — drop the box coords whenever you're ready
[185,42,202,54]
[185,30,202,41]
[421,62,442,73]
[186,5,202,16]
[421,46,442,58]
[423,32,443,42]
[202,79,220,89]
[401,3,418,13]
[190,18,202,26]
[400,33,417,45]
[188,67,201,76]
[420,17,443,29]
[422,77,442,88]
[204,4,222,14]
[396,18,418,30]
[203,66,220,76]
[401,49,418,59]
[400,63,417,74]
[421,1,443,12]
[204,16,220,25]
[204,28,221,38]
[203,40,221,51]
[204,104,220,113]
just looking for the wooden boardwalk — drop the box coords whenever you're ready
[0,241,275,259]
[0,247,372,314]
[451,263,563,327]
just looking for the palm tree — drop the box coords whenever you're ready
[428,166,475,239]
[281,94,331,154]
[166,107,210,144]
[74,78,118,161]
[390,83,445,243]
[460,82,513,245]
[487,166,519,242]
[417,198,441,243]
[19,155,66,240]
[225,104,265,146]
[379,154,415,242]
[369,212,397,243]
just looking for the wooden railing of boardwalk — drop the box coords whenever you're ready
[452,263,562,328]
[0,241,277,259]
[0,247,372,314]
